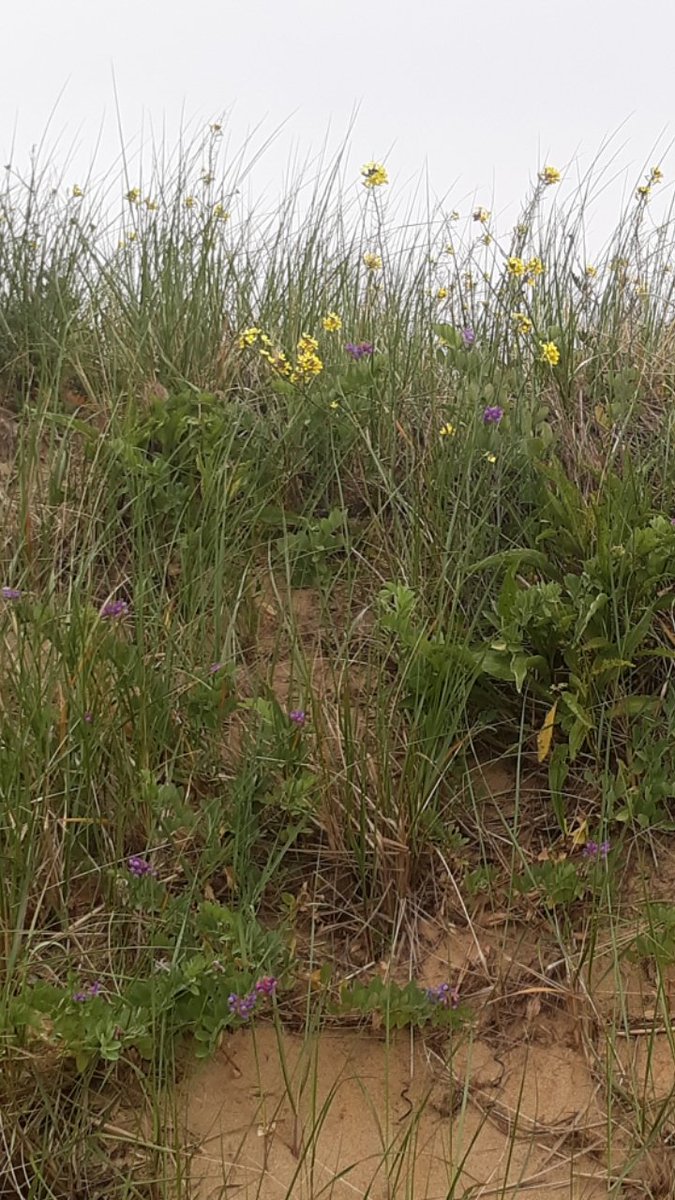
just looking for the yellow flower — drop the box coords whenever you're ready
[445,243,455,256]
[473,207,490,224]
[483,451,497,464]
[329,400,340,410]
[71,185,83,198]
[126,188,141,204]
[507,256,525,277]
[450,210,460,221]
[145,197,158,211]
[238,326,262,349]
[363,252,382,271]
[539,165,561,185]
[296,333,324,379]
[322,311,342,332]
[481,233,493,245]
[526,257,544,276]
[436,287,448,300]
[637,184,651,198]
[185,196,196,209]
[650,165,664,184]
[439,422,456,438]
[213,203,229,221]
[585,264,598,277]
[260,347,293,376]
[540,341,560,366]
[361,162,388,188]
[513,312,533,335]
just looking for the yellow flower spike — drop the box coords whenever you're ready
[540,340,560,366]
[238,326,262,349]
[322,312,342,332]
[363,252,383,271]
[507,256,526,277]
[439,422,456,438]
[539,165,561,185]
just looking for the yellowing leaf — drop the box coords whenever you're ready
[569,817,588,848]
[536,701,558,762]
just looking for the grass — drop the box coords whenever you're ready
[2,126,675,1197]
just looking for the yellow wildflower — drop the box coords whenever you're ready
[329,400,340,410]
[213,203,229,220]
[650,165,664,184]
[539,165,561,185]
[363,252,383,271]
[585,264,598,278]
[296,333,324,379]
[322,312,342,332]
[507,256,526,277]
[145,197,158,211]
[473,207,490,224]
[126,188,141,204]
[637,184,651,198]
[361,162,388,188]
[450,210,460,221]
[540,341,560,366]
[260,347,293,376]
[527,257,544,276]
[185,196,196,209]
[483,451,497,463]
[482,233,493,245]
[439,422,456,438]
[238,326,262,349]
[436,287,448,300]
[71,185,83,198]
[513,312,533,335]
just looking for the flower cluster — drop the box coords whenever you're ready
[462,327,476,346]
[345,341,374,360]
[73,981,102,1002]
[288,709,307,726]
[1,586,22,601]
[540,341,560,366]
[473,207,490,224]
[361,162,388,188]
[483,405,504,425]
[295,333,324,380]
[238,327,324,384]
[426,982,460,1008]
[128,855,157,878]
[363,252,382,271]
[539,165,561,185]
[100,599,129,620]
[512,312,533,335]
[322,311,342,332]
[439,422,456,439]
[583,840,610,860]
[507,256,526,277]
[228,976,278,1020]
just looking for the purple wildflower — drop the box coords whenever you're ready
[462,327,476,346]
[345,341,374,361]
[483,405,504,425]
[228,991,258,1019]
[83,711,93,724]
[100,599,129,620]
[426,982,460,1008]
[1,587,22,601]
[128,855,156,878]
[255,975,278,997]
[289,709,307,726]
[209,662,224,674]
[73,981,102,1002]
[583,840,610,859]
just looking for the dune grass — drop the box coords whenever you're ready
[3,127,675,1197]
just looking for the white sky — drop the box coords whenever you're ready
[2,0,674,243]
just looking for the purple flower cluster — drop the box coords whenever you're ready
[483,405,504,425]
[345,341,374,361]
[209,661,224,674]
[462,327,476,347]
[73,980,102,1002]
[228,975,278,1020]
[426,982,460,1008]
[1,586,22,601]
[288,709,307,726]
[583,840,610,859]
[100,599,129,620]
[128,855,157,878]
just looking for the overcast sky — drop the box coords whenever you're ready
[2,0,673,241]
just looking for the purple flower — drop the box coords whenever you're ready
[345,341,374,361]
[209,662,224,675]
[83,711,93,724]
[100,599,129,620]
[73,981,102,1002]
[426,982,460,1008]
[583,840,610,859]
[255,975,278,997]
[127,855,156,878]
[1,587,22,601]
[288,709,307,726]
[462,327,476,346]
[483,405,504,425]
[228,991,258,1019]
